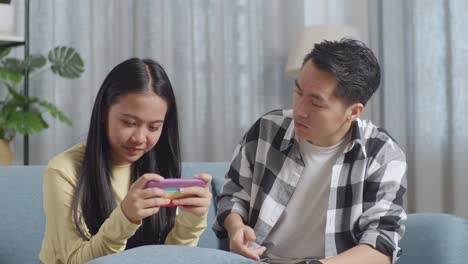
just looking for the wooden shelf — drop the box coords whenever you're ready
[0,35,25,48]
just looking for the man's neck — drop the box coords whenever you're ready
[307,121,353,147]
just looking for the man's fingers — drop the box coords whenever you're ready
[231,238,260,261]
[252,246,266,256]
[239,246,261,261]
[243,226,256,241]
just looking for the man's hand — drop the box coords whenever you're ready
[228,225,266,260]
[224,213,266,261]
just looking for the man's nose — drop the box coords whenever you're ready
[295,98,308,118]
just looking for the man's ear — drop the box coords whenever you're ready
[347,103,364,122]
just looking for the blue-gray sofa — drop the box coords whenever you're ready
[1,163,467,264]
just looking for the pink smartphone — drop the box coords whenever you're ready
[144,179,206,207]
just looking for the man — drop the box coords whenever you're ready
[213,39,407,264]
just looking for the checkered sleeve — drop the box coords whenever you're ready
[212,120,260,239]
[356,140,407,263]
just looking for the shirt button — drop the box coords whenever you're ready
[270,216,277,222]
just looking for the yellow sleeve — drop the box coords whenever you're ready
[164,210,208,246]
[40,166,140,264]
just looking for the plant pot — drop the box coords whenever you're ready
[0,139,13,165]
[0,3,15,36]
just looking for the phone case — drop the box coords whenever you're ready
[144,179,206,207]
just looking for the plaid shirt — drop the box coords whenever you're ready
[213,109,407,263]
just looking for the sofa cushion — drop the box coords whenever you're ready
[87,245,254,264]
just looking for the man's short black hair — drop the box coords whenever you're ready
[302,38,380,106]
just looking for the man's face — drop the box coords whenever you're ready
[293,60,353,146]
[106,91,168,165]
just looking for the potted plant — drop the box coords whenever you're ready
[0,46,84,165]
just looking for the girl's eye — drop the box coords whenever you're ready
[123,120,136,127]
[149,127,160,132]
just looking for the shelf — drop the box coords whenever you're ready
[0,35,25,48]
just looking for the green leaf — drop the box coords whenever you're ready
[48,46,84,79]
[1,58,23,72]
[0,58,24,84]
[5,83,37,104]
[24,54,46,72]
[39,101,72,126]
[0,48,11,58]
[5,83,25,100]
[0,68,22,84]
[5,111,48,135]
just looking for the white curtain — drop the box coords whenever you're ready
[11,0,304,163]
[305,0,468,219]
[11,0,467,219]
[379,0,468,219]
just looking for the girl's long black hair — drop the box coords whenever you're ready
[71,58,181,248]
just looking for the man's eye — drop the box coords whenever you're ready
[312,102,323,108]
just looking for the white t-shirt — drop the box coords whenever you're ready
[263,134,350,263]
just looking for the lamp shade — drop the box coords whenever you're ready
[285,25,360,79]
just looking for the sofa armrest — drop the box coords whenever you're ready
[397,213,468,264]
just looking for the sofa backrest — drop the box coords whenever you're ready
[181,162,230,250]
[0,165,45,264]
[397,213,468,264]
[0,162,230,264]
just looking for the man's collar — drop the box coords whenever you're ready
[280,117,296,152]
[344,118,367,157]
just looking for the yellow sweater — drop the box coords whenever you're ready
[39,143,207,264]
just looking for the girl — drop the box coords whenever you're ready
[39,58,212,264]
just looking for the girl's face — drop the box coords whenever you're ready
[106,91,168,165]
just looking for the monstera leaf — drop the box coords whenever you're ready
[5,110,48,135]
[0,58,23,84]
[39,101,72,126]
[24,54,47,72]
[0,54,47,84]
[48,46,84,79]
[0,45,83,140]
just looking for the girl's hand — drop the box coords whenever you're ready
[120,173,170,224]
[172,173,212,217]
